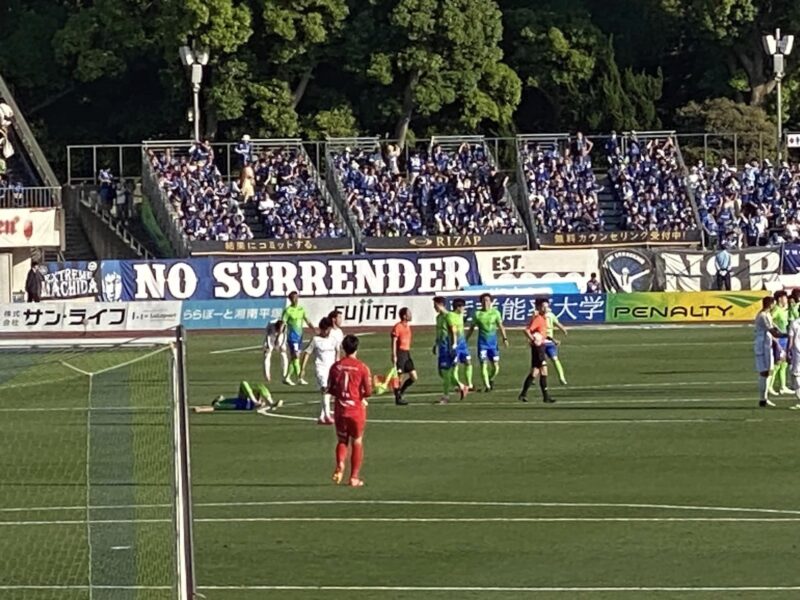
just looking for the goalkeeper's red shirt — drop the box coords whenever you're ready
[327,356,373,417]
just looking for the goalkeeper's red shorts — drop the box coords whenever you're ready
[335,412,366,441]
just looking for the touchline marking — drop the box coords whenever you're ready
[4,499,800,517]
[198,585,800,593]
[195,516,800,523]
[0,406,168,414]
[0,586,172,591]
[210,333,377,355]
[60,361,93,376]
[260,412,766,425]
[0,518,170,526]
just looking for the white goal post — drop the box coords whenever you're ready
[0,301,196,600]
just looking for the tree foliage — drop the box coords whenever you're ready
[0,0,799,167]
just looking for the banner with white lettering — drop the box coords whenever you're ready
[0,301,182,334]
[0,208,59,248]
[655,248,782,291]
[600,249,656,293]
[102,254,479,301]
[474,249,598,294]
[41,261,100,300]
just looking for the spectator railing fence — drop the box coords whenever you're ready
[515,133,572,247]
[141,140,192,257]
[0,186,61,208]
[324,136,380,247]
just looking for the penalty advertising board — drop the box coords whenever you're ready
[605,291,767,323]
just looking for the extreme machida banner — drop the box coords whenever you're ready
[605,291,767,323]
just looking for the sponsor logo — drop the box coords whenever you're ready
[409,235,484,248]
[42,262,99,299]
[611,304,733,320]
[602,250,653,292]
[332,298,401,325]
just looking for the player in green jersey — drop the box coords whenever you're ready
[193,381,282,413]
[545,307,569,385]
[450,299,474,390]
[466,293,509,391]
[769,290,792,395]
[278,291,315,386]
[432,296,467,404]
[789,289,800,323]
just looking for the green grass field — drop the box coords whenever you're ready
[2,325,800,599]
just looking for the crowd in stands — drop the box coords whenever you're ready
[606,134,698,232]
[689,159,800,248]
[148,139,344,242]
[332,142,522,237]
[520,133,604,234]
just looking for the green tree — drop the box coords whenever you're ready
[344,0,521,147]
[661,0,800,106]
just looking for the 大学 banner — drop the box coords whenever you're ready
[605,291,766,323]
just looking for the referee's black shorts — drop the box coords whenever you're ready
[530,344,546,369]
[396,350,416,374]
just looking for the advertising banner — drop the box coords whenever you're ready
[305,293,606,328]
[605,291,766,323]
[783,244,800,274]
[363,233,528,253]
[104,254,479,301]
[538,230,701,249]
[190,237,353,256]
[655,248,781,291]
[0,301,182,333]
[0,208,59,248]
[41,261,100,300]
[601,249,656,292]
[474,249,598,294]
[182,299,285,330]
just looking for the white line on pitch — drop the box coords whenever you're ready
[0,518,170,526]
[261,412,770,425]
[210,332,376,355]
[4,498,800,517]
[59,361,93,376]
[198,585,800,592]
[195,516,800,523]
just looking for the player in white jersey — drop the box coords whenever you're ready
[328,310,345,360]
[754,296,786,408]
[786,314,800,410]
[263,319,288,383]
[300,317,341,425]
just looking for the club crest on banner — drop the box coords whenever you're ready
[601,249,654,292]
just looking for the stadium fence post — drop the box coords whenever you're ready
[174,325,197,599]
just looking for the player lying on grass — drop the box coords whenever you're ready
[466,293,508,392]
[328,334,372,487]
[193,381,283,413]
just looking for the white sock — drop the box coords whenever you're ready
[280,350,289,379]
[759,376,768,401]
[264,350,272,381]
[322,393,332,418]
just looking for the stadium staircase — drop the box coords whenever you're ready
[597,174,623,231]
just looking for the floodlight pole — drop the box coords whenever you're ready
[764,28,794,162]
[180,46,209,142]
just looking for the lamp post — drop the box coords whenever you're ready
[179,46,210,142]
[763,29,794,162]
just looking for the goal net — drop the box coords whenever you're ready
[0,329,195,600]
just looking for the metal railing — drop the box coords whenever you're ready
[74,186,154,259]
[0,186,61,208]
[141,144,191,257]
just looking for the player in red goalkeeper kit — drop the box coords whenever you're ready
[327,334,373,487]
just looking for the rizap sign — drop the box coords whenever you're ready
[606,292,765,323]
[108,254,479,301]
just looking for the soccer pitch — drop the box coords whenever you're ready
[1,325,799,599]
